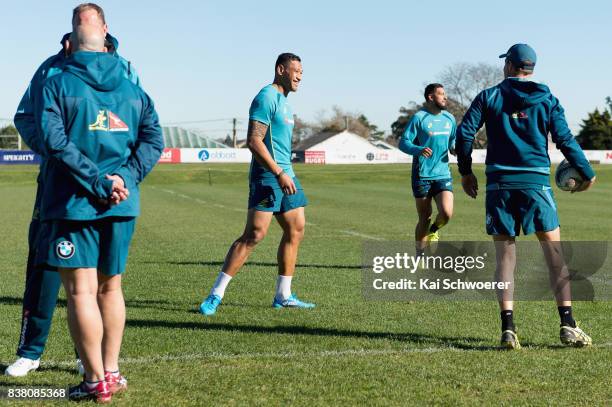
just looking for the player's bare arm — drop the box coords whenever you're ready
[246,119,296,194]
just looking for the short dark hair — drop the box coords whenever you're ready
[72,3,106,26]
[275,53,301,69]
[424,83,444,100]
[506,58,535,73]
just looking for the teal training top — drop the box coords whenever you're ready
[399,109,456,180]
[456,78,595,189]
[248,85,295,181]
[14,33,140,159]
[38,51,163,221]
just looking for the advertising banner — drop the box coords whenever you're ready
[0,150,41,165]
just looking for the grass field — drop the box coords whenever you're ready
[0,163,611,406]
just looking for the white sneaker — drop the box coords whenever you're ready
[76,359,85,375]
[4,357,40,377]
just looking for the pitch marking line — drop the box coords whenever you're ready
[153,186,321,225]
[153,187,396,241]
[150,186,246,213]
[157,168,410,175]
[341,230,385,241]
[39,342,612,368]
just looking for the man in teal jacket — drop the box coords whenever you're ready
[7,10,140,379]
[456,44,596,350]
[37,20,162,402]
[399,83,456,251]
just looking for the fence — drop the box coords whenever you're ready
[2,148,611,165]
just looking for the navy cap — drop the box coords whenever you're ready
[499,44,537,70]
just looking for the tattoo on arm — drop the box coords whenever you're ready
[247,120,268,141]
[246,119,280,173]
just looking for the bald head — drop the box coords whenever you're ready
[73,24,105,52]
[70,4,107,53]
[72,3,107,31]
[70,3,108,54]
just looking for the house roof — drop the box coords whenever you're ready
[293,131,338,150]
[162,126,228,148]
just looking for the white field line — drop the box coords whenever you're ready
[153,187,401,241]
[341,230,385,241]
[151,186,245,213]
[157,168,409,175]
[151,187,368,234]
[37,342,612,368]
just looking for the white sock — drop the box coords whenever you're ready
[275,275,292,301]
[210,272,232,298]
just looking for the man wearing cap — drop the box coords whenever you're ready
[455,44,596,349]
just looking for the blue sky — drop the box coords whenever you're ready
[1,0,611,138]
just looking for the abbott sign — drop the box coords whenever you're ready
[181,148,252,163]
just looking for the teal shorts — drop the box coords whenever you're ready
[412,177,453,198]
[485,187,559,236]
[41,217,136,276]
[248,177,308,213]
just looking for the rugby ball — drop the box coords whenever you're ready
[555,160,585,192]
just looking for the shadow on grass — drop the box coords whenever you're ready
[0,296,190,312]
[0,296,68,308]
[143,260,363,270]
[0,379,68,388]
[126,318,502,351]
[37,365,77,375]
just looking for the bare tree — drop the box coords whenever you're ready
[390,62,502,148]
[439,62,503,148]
[293,115,315,146]
[309,106,379,139]
[439,62,503,108]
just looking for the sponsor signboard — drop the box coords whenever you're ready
[0,150,41,165]
[180,148,252,163]
[158,148,181,164]
[305,151,325,164]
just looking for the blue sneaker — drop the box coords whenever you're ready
[272,293,315,309]
[199,294,222,315]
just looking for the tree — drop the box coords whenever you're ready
[292,108,386,147]
[390,62,503,148]
[390,102,422,141]
[439,63,502,108]
[575,107,612,150]
[318,106,373,139]
[296,106,382,142]
[293,115,315,146]
[1,124,18,135]
[357,114,385,140]
[0,124,19,149]
[440,62,503,148]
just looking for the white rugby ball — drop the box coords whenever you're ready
[555,160,585,192]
